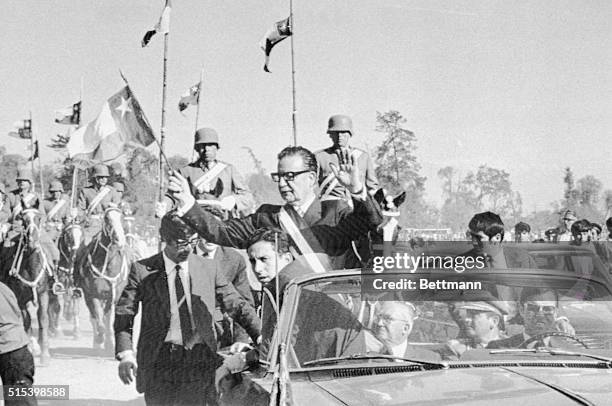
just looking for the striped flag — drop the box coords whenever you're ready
[8,119,32,139]
[55,101,81,125]
[27,141,39,162]
[67,86,155,162]
[260,16,292,73]
[178,81,201,112]
[142,0,171,47]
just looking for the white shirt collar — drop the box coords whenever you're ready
[390,340,408,358]
[162,251,188,275]
[196,244,217,258]
[293,194,316,217]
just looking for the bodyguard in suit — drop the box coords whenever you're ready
[167,146,382,270]
[114,212,261,406]
[195,239,255,347]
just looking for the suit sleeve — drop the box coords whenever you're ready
[182,204,260,249]
[215,271,261,342]
[114,263,142,355]
[230,251,255,306]
[229,165,254,213]
[364,153,379,195]
[310,195,382,255]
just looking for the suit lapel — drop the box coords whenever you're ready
[303,198,322,226]
[146,253,170,317]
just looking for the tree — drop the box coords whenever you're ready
[374,110,425,193]
[576,175,602,207]
[242,147,282,207]
[562,167,579,209]
[437,166,456,201]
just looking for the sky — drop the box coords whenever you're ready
[1,0,611,212]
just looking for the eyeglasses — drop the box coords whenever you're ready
[375,314,411,325]
[173,237,199,248]
[524,303,557,315]
[270,170,312,182]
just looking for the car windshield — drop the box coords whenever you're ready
[286,272,612,367]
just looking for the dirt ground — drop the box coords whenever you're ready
[2,297,144,406]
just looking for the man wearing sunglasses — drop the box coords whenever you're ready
[114,211,260,405]
[167,145,382,269]
[487,288,574,349]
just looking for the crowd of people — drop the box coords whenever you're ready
[1,112,612,405]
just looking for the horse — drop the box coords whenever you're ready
[75,206,132,353]
[0,208,55,365]
[49,219,84,339]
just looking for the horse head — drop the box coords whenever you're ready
[63,220,84,259]
[20,208,42,248]
[103,206,126,247]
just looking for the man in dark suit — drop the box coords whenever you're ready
[195,239,255,347]
[114,212,261,406]
[168,146,382,270]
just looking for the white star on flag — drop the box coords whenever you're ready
[115,97,132,118]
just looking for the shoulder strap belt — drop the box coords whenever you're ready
[88,186,111,214]
[47,199,66,220]
[193,162,227,191]
[278,207,327,274]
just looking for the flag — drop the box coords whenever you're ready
[55,101,81,125]
[8,119,32,139]
[67,86,156,162]
[178,81,201,112]
[260,16,292,72]
[142,0,171,47]
[27,141,39,162]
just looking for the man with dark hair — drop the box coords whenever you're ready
[606,217,612,241]
[571,219,592,244]
[463,211,536,269]
[168,145,382,269]
[514,222,531,242]
[0,281,37,406]
[114,211,260,406]
[488,288,574,349]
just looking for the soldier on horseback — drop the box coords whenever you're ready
[43,180,70,243]
[77,164,122,244]
[157,127,254,219]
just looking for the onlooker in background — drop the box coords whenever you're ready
[0,281,37,406]
[514,222,531,242]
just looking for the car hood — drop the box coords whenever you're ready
[309,367,612,405]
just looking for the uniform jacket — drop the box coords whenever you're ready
[114,252,261,393]
[42,195,71,223]
[180,160,253,212]
[77,185,122,218]
[4,189,46,220]
[315,147,378,198]
[181,195,382,268]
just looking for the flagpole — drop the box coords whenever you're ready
[37,138,44,197]
[192,67,204,162]
[158,31,170,204]
[71,77,84,212]
[28,111,36,193]
[289,0,297,146]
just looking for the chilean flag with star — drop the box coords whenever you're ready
[67,86,155,162]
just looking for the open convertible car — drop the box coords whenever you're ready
[219,264,612,405]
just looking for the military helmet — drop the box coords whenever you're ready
[112,182,125,192]
[327,114,353,135]
[92,164,110,177]
[194,127,220,148]
[562,209,577,221]
[49,181,64,192]
[16,168,34,183]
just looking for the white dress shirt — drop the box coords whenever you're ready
[390,340,408,358]
[163,252,194,345]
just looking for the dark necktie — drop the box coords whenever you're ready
[174,265,194,347]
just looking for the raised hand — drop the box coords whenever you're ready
[329,149,363,194]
